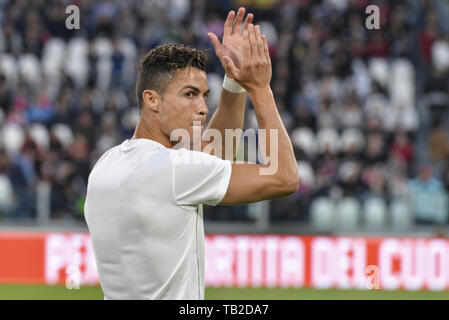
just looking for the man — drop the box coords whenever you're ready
[84,8,299,299]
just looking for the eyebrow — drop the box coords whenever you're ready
[181,85,210,95]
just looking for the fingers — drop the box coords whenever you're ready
[242,29,250,63]
[262,34,271,63]
[241,12,254,34]
[248,24,256,59]
[224,10,235,37]
[207,32,221,54]
[233,7,245,34]
[255,25,264,59]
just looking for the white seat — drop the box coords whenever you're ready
[0,175,14,214]
[65,37,89,87]
[291,127,316,158]
[18,54,41,88]
[298,161,315,188]
[29,123,50,150]
[120,108,140,130]
[432,39,449,71]
[317,128,340,154]
[336,197,360,230]
[206,72,222,112]
[369,58,389,88]
[310,196,335,231]
[51,123,74,148]
[259,21,278,46]
[42,38,66,79]
[120,38,138,86]
[93,37,113,89]
[340,128,365,153]
[0,54,19,86]
[390,197,411,230]
[1,124,25,156]
[390,59,415,108]
[363,196,387,229]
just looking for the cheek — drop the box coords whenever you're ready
[160,99,191,132]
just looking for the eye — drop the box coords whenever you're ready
[185,91,195,98]
[203,92,209,99]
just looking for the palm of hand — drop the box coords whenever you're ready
[221,34,244,70]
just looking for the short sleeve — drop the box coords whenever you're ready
[172,149,232,207]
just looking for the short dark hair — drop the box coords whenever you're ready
[136,43,207,112]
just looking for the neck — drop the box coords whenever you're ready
[131,117,173,149]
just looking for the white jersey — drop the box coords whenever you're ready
[84,138,232,299]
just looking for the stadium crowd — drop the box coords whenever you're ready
[0,0,448,229]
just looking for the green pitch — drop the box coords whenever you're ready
[0,284,449,300]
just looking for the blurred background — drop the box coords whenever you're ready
[0,0,449,299]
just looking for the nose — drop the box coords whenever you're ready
[197,99,209,119]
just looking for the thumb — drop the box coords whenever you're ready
[207,32,221,53]
[223,56,239,80]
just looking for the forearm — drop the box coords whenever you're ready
[203,88,246,160]
[248,87,299,185]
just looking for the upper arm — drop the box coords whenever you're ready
[219,163,299,205]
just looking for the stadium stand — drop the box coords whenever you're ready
[0,0,448,233]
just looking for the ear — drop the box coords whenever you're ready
[142,89,160,113]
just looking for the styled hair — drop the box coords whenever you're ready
[136,43,207,112]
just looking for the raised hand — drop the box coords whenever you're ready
[223,24,272,93]
[208,7,253,78]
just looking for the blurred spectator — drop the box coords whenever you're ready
[389,128,414,168]
[408,165,448,225]
[427,119,449,173]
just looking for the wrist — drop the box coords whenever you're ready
[247,85,272,97]
[223,75,246,94]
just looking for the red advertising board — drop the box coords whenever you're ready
[0,232,448,291]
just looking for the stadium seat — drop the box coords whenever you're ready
[120,108,140,132]
[259,21,278,45]
[298,161,315,188]
[432,39,449,71]
[310,196,335,231]
[390,197,412,230]
[369,58,389,88]
[1,124,25,156]
[29,123,50,150]
[336,197,361,231]
[206,72,222,112]
[340,128,365,153]
[93,37,113,89]
[65,37,89,87]
[351,59,371,98]
[119,38,138,86]
[363,196,387,230]
[317,128,340,154]
[42,38,66,80]
[364,92,389,119]
[0,53,19,86]
[18,54,41,88]
[51,123,74,148]
[0,175,14,215]
[290,127,316,158]
[0,108,4,127]
[390,59,415,108]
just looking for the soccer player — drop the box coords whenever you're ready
[84,8,299,299]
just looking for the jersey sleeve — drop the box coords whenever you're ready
[172,149,232,207]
